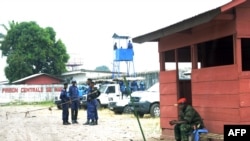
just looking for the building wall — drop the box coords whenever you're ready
[159,71,178,128]
[61,73,87,84]
[192,65,241,133]
[25,75,62,85]
[0,84,63,103]
[159,4,250,136]
[239,75,250,123]
[61,71,116,84]
[236,0,250,38]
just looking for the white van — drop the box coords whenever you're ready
[81,83,122,108]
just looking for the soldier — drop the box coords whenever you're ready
[169,97,204,141]
[69,80,80,124]
[60,82,71,125]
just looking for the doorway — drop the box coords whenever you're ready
[164,47,192,105]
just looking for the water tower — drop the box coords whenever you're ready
[112,33,135,79]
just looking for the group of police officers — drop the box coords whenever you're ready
[59,78,99,126]
[60,79,205,141]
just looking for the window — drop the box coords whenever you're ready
[241,38,250,71]
[107,86,115,93]
[197,35,234,68]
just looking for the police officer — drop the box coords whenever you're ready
[69,80,80,124]
[169,98,204,141]
[83,78,92,125]
[84,80,99,125]
[60,82,71,125]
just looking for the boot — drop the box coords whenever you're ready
[63,121,68,125]
[66,121,71,124]
[83,120,90,125]
[89,120,96,126]
[95,120,98,125]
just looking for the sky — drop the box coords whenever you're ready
[0,0,231,81]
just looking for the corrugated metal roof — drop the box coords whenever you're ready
[132,8,221,43]
[12,73,64,84]
[132,0,245,44]
[61,69,125,76]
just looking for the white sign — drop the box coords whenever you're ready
[0,84,63,103]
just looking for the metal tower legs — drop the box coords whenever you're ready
[112,61,135,79]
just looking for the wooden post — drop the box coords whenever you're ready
[159,52,165,71]
[234,34,242,73]
[191,44,198,69]
[175,49,180,98]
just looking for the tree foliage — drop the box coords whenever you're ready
[0,21,70,82]
[95,65,111,72]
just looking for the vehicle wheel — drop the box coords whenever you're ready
[150,103,160,117]
[138,113,144,118]
[123,105,132,114]
[114,111,122,114]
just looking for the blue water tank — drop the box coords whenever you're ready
[114,49,134,61]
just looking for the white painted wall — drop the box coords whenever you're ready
[0,84,63,103]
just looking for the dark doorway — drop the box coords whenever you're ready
[177,47,192,105]
[164,47,192,105]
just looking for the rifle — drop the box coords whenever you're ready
[87,89,101,101]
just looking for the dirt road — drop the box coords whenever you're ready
[0,105,164,141]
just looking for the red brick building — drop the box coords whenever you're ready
[12,73,64,85]
[133,0,250,138]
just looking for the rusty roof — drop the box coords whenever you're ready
[12,73,64,84]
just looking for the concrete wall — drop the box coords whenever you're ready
[0,84,63,103]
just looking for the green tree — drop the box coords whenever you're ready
[0,33,4,38]
[95,65,111,72]
[0,21,70,82]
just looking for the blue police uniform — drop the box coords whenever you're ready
[131,81,138,92]
[85,86,91,122]
[60,88,70,124]
[86,87,98,125]
[69,84,79,123]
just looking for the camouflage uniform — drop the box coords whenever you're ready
[174,105,204,141]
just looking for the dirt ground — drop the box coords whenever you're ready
[0,105,170,141]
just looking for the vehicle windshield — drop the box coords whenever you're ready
[99,85,107,93]
[147,83,159,92]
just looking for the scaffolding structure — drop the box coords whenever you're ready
[66,58,84,71]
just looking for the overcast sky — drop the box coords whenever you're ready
[0,0,231,81]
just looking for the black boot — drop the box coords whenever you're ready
[63,121,67,125]
[89,120,96,126]
[66,121,71,124]
[83,120,89,125]
[95,120,98,125]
